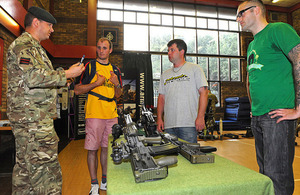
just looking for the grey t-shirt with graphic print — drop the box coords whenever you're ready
[158,62,208,129]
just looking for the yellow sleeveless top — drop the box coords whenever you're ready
[85,61,118,119]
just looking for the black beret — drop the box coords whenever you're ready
[28,6,57,24]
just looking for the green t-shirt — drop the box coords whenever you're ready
[247,23,300,116]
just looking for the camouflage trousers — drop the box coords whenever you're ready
[11,119,62,195]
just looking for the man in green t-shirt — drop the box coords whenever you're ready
[237,1,300,194]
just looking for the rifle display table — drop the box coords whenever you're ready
[107,135,274,195]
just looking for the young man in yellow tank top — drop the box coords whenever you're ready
[74,38,122,195]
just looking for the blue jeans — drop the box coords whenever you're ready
[165,127,197,143]
[251,113,295,195]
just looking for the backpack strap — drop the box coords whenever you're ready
[111,64,123,87]
[86,60,97,84]
[88,91,116,102]
[86,61,120,102]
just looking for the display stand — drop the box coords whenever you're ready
[68,90,87,140]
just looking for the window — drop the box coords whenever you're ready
[124,12,136,23]
[174,28,196,53]
[174,3,195,16]
[124,0,148,11]
[97,0,123,9]
[124,24,148,51]
[111,10,123,22]
[197,30,218,55]
[220,58,230,81]
[137,13,148,23]
[162,15,173,26]
[97,0,243,107]
[197,5,217,18]
[150,1,172,14]
[220,32,239,56]
[150,26,172,52]
[150,14,161,25]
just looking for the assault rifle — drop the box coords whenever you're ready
[161,133,215,163]
[140,105,216,164]
[111,111,178,183]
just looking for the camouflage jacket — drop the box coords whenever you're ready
[7,32,67,123]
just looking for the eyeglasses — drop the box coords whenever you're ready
[236,6,256,19]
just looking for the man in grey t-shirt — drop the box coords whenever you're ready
[157,39,208,143]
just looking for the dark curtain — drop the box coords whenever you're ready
[123,53,154,108]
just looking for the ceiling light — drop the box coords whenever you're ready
[272,0,280,3]
[0,7,19,27]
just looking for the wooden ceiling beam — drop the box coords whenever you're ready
[289,2,300,13]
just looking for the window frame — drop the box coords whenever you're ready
[97,0,245,107]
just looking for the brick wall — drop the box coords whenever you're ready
[268,11,288,23]
[97,21,124,68]
[18,0,50,13]
[51,0,88,45]
[292,9,300,34]
[97,21,124,53]
[33,0,50,11]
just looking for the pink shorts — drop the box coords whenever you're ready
[84,118,118,150]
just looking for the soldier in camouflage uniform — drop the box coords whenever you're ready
[6,6,85,195]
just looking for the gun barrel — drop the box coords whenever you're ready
[155,156,178,167]
[139,136,162,144]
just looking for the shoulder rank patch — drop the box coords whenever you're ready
[20,57,30,65]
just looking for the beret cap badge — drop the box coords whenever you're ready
[28,6,57,24]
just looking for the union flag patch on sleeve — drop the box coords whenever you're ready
[20,57,30,65]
